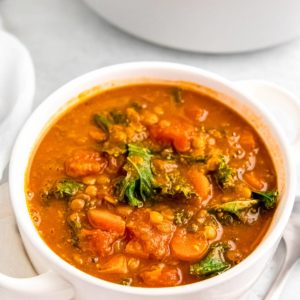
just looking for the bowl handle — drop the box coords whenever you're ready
[0,271,74,300]
[235,80,300,197]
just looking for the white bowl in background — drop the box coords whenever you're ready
[82,0,300,53]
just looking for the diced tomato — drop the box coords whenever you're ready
[126,209,175,259]
[149,121,194,152]
[98,254,128,274]
[187,168,211,200]
[171,228,208,261]
[81,229,119,257]
[125,240,149,259]
[65,150,107,177]
[88,209,126,235]
[140,264,182,287]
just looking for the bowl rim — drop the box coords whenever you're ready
[9,61,296,296]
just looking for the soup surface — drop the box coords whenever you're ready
[26,83,278,287]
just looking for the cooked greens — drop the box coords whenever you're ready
[116,144,197,206]
[117,144,156,207]
[171,87,184,104]
[174,209,193,226]
[67,214,82,247]
[214,156,236,189]
[42,179,84,202]
[209,189,278,223]
[94,114,110,134]
[94,110,127,134]
[109,110,128,125]
[210,199,258,217]
[179,154,206,164]
[159,173,196,199]
[190,243,230,277]
[252,190,278,209]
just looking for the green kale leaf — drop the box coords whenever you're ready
[190,243,231,277]
[159,173,196,199]
[214,156,236,189]
[109,110,128,125]
[117,144,156,207]
[171,87,184,104]
[174,208,193,226]
[42,179,84,203]
[67,213,82,247]
[94,114,110,134]
[179,154,206,164]
[252,190,278,209]
[209,199,258,218]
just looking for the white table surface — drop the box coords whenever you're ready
[0,0,300,299]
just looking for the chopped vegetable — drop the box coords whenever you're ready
[98,254,128,274]
[140,264,182,287]
[149,121,194,152]
[94,114,110,134]
[214,156,236,189]
[243,172,264,190]
[190,243,230,277]
[65,150,107,178]
[187,168,210,199]
[68,213,82,247]
[159,172,196,199]
[55,179,83,198]
[171,87,184,104]
[109,110,128,125]
[42,179,84,202]
[171,229,208,261]
[157,149,206,164]
[88,209,126,235]
[252,190,278,209]
[179,154,206,164]
[130,101,145,112]
[209,199,258,222]
[209,190,278,224]
[83,229,119,257]
[173,209,193,226]
[117,144,156,207]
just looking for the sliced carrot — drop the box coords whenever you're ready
[98,254,128,274]
[187,168,211,200]
[243,172,265,190]
[239,130,256,151]
[171,228,208,262]
[88,209,125,235]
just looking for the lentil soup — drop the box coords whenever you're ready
[26,83,278,287]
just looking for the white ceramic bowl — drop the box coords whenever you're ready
[2,62,300,300]
[82,0,300,53]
